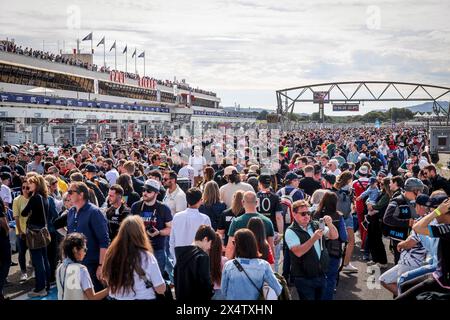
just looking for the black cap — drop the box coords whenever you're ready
[258,174,272,185]
[84,164,98,173]
[0,165,11,173]
[426,194,449,208]
[416,194,430,206]
[323,174,336,185]
[284,171,299,182]
[0,171,12,180]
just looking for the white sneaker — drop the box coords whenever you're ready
[20,273,28,282]
[28,289,47,298]
[30,271,35,279]
[342,264,359,273]
[377,263,388,269]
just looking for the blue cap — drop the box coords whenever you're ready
[369,177,377,185]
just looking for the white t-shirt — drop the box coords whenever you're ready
[328,169,342,177]
[56,261,93,300]
[0,184,12,205]
[219,182,255,209]
[163,186,187,216]
[189,155,206,177]
[178,165,195,186]
[109,252,165,300]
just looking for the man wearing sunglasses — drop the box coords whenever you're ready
[284,200,339,300]
[131,179,172,276]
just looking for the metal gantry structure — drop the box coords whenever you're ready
[276,81,450,130]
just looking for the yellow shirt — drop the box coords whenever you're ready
[12,195,30,235]
[58,177,68,194]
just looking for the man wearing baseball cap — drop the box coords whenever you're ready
[397,192,450,300]
[83,164,108,207]
[384,178,424,264]
[131,179,173,275]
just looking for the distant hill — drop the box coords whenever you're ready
[405,101,448,113]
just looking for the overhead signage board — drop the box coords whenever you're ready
[313,91,329,103]
[332,104,359,112]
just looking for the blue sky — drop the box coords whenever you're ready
[1,0,449,114]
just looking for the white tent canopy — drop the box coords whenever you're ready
[27,87,55,93]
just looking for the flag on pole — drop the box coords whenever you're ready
[138,51,145,58]
[123,45,127,54]
[82,32,93,41]
[97,37,105,47]
[109,41,116,52]
[131,49,136,58]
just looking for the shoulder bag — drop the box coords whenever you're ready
[26,195,51,250]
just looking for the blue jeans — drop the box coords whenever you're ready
[323,256,341,300]
[212,289,225,300]
[294,276,326,300]
[282,241,291,284]
[0,237,11,296]
[30,246,51,292]
[165,237,174,283]
[17,236,28,273]
[274,241,282,272]
[397,264,436,295]
[153,249,166,276]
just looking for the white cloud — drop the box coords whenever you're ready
[0,0,449,112]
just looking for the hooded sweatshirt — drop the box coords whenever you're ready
[174,245,214,301]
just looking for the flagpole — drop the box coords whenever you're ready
[144,54,146,77]
[115,45,117,70]
[135,48,137,75]
[125,48,127,73]
[91,36,93,54]
[103,41,106,68]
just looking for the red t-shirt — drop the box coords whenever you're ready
[352,177,370,214]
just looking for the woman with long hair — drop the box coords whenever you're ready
[289,153,301,171]
[221,229,282,300]
[314,191,348,300]
[199,181,227,230]
[20,175,52,297]
[366,177,391,268]
[333,171,357,275]
[198,166,215,191]
[217,190,245,246]
[116,173,140,208]
[102,215,166,300]
[210,232,228,300]
[247,217,274,267]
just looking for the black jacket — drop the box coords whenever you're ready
[174,245,214,301]
[430,175,450,196]
[105,203,131,240]
[132,176,144,196]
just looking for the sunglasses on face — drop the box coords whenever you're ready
[22,186,29,191]
[67,190,78,195]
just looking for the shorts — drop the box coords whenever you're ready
[379,264,417,284]
[344,215,354,229]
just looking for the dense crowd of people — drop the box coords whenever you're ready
[0,125,450,301]
[0,41,217,97]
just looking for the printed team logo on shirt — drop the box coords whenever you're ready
[141,210,157,228]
